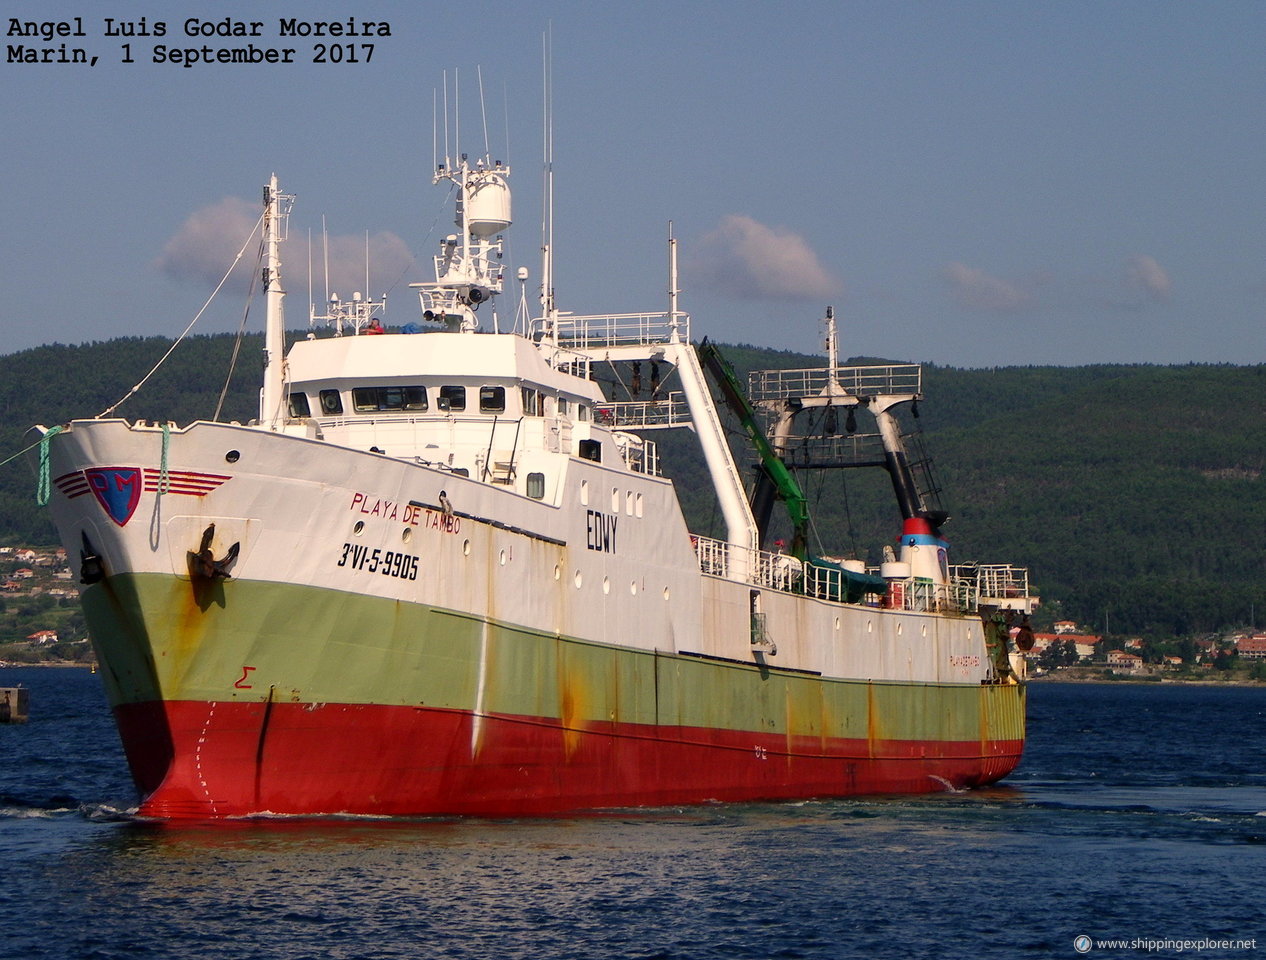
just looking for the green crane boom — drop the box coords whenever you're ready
[697,340,809,559]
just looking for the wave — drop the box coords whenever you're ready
[0,797,138,822]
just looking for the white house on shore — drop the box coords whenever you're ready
[1107,650,1144,672]
[1028,633,1099,661]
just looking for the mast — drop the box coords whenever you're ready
[825,307,840,391]
[668,222,682,340]
[411,155,510,332]
[540,27,557,342]
[260,175,292,430]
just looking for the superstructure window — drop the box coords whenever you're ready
[288,392,311,418]
[439,386,467,411]
[319,389,343,415]
[353,386,428,412]
[521,387,544,417]
[527,472,545,500]
[479,386,506,413]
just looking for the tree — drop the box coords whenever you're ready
[1213,647,1239,671]
[1038,639,1079,671]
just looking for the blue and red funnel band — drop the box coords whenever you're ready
[901,516,948,549]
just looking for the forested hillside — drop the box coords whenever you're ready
[1,333,1262,639]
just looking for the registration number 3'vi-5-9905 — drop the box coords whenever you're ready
[337,543,419,580]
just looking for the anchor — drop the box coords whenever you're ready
[79,531,104,585]
[187,523,240,581]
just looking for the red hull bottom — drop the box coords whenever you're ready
[115,699,1023,819]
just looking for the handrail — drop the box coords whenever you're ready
[535,311,689,349]
[748,363,922,402]
[595,393,692,430]
[689,534,1035,615]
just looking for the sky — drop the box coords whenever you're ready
[2,0,1263,368]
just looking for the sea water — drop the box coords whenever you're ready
[2,667,1263,959]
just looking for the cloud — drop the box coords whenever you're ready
[155,197,415,307]
[154,196,261,290]
[941,262,1033,312]
[1124,254,1171,302]
[689,215,841,301]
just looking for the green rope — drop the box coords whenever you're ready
[36,426,65,506]
[159,422,171,496]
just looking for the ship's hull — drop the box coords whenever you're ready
[117,692,1024,818]
[86,571,1023,819]
[41,418,1025,819]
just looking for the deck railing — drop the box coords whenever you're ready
[952,564,1033,609]
[748,363,922,402]
[537,311,689,349]
[595,393,692,431]
[690,534,1033,615]
[611,432,660,476]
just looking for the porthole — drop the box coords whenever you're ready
[921,624,928,637]
[353,521,365,536]
[602,577,610,595]
[574,570,583,588]
[225,450,240,464]
[610,488,620,512]
[629,581,638,596]
[867,620,873,634]
[320,389,343,415]
[635,493,644,518]
[625,491,634,515]
[554,564,562,581]
[834,617,841,631]
[402,528,413,544]
[499,549,508,566]
[580,479,590,506]
[663,587,671,601]
[462,539,471,556]
[897,622,904,636]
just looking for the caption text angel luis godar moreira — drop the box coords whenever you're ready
[8,16,392,67]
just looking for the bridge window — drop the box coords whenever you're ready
[353,386,428,412]
[288,392,311,417]
[479,386,505,413]
[439,386,466,411]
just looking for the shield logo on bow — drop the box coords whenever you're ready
[85,468,142,527]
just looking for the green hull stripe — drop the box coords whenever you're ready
[84,573,1025,745]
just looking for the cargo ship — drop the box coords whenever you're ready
[32,153,1036,818]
